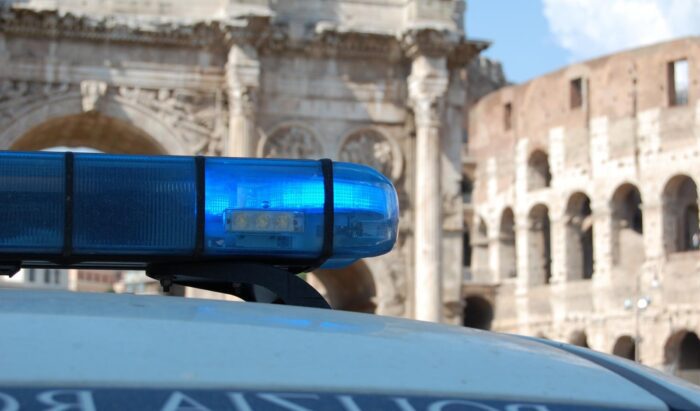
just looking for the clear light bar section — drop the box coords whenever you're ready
[0,152,65,252]
[73,154,196,254]
[204,158,399,267]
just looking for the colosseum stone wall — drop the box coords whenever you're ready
[467,37,700,383]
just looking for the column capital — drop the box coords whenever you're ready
[401,28,453,59]
[408,58,449,128]
[226,43,261,117]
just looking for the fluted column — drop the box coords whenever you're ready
[409,53,448,322]
[225,43,260,157]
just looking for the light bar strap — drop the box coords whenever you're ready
[194,156,205,256]
[63,152,74,257]
[294,158,335,273]
[320,158,334,264]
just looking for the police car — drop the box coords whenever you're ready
[0,151,699,411]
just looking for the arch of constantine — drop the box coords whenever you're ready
[0,0,485,323]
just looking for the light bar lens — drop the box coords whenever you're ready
[0,152,64,252]
[0,152,398,268]
[73,155,196,255]
[204,158,398,267]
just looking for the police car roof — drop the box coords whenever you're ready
[0,289,696,410]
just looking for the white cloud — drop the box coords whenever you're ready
[542,0,700,62]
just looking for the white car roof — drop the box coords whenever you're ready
[0,289,691,410]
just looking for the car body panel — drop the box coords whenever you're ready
[0,289,681,410]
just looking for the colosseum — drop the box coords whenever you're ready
[466,37,700,383]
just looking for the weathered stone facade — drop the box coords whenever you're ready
[0,0,484,323]
[468,37,700,383]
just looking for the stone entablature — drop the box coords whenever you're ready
[468,37,700,377]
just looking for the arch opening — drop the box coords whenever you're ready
[462,295,494,330]
[308,260,376,313]
[612,335,636,360]
[566,193,594,280]
[662,175,699,253]
[499,207,516,279]
[611,184,644,267]
[665,330,700,385]
[10,113,166,155]
[528,204,551,284]
[527,150,551,191]
[570,330,589,348]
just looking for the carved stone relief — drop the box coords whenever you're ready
[339,129,402,181]
[80,80,107,112]
[262,125,323,159]
[0,80,73,123]
[0,80,226,155]
[116,86,227,155]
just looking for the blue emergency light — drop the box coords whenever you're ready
[0,152,398,270]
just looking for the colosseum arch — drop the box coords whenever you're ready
[662,175,699,254]
[612,335,636,360]
[664,330,700,384]
[528,204,551,285]
[471,217,490,280]
[498,207,517,279]
[611,183,644,267]
[0,94,192,155]
[462,295,494,330]
[308,260,376,313]
[527,149,551,191]
[565,192,594,280]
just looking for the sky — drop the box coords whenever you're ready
[466,0,700,84]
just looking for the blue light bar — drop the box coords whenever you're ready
[0,152,398,269]
[204,158,398,268]
[0,152,64,253]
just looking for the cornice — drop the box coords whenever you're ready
[1,8,485,65]
[0,8,226,47]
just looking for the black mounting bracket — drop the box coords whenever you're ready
[146,262,331,310]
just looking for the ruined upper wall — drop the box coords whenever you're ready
[468,37,700,166]
[0,0,464,35]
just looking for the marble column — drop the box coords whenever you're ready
[225,43,260,157]
[409,54,448,322]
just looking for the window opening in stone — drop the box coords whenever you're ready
[499,208,517,279]
[668,59,689,106]
[472,218,490,281]
[527,150,552,191]
[504,102,513,131]
[570,77,584,109]
[566,193,594,280]
[612,336,636,360]
[462,177,473,203]
[528,205,551,284]
[463,231,472,268]
[462,296,494,330]
[612,184,644,267]
[663,175,699,253]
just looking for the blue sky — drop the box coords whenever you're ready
[465,0,568,84]
[465,0,700,84]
